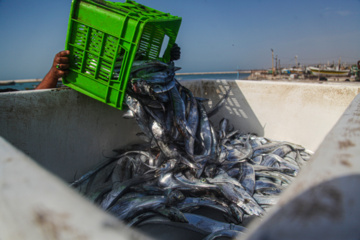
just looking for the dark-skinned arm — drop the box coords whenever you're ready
[36,50,70,89]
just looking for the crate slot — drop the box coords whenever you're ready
[88,29,104,55]
[83,53,99,77]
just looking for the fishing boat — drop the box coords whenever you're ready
[281,68,303,75]
[307,66,350,77]
[0,80,360,240]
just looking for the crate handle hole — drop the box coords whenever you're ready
[159,35,170,59]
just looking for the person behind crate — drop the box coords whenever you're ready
[36,43,181,90]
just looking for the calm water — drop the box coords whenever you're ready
[0,73,250,91]
[0,82,40,91]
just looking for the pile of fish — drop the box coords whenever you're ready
[71,60,312,240]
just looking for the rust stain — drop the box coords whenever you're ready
[35,210,60,240]
[337,153,353,167]
[340,159,352,167]
[338,139,355,149]
[34,208,88,240]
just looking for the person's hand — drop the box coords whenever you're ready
[170,43,181,61]
[36,50,70,89]
[51,50,70,78]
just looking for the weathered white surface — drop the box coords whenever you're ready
[240,92,360,240]
[0,80,359,239]
[0,137,150,240]
[1,81,358,182]
[182,80,360,152]
[0,88,142,182]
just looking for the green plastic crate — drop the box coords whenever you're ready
[63,0,182,110]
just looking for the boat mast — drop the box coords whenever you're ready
[271,49,275,76]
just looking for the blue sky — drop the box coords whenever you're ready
[0,0,359,80]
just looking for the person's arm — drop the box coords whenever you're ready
[36,50,70,89]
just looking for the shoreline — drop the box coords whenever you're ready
[176,71,251,75]
[0,79,43,84]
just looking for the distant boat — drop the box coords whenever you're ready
[282,68,303,74]
[307,66,349,77]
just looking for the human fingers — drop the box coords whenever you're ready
[53,50,70,70]
[59,50,70,57]
[54,50,70,62]
[55,63,70,70]
[56,69,69,78]
[57,56,69,64]
[54,50,70,60]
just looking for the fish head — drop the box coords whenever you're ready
[199,177,210,184]
[204,164,218,178]
[125,94,137,109]
[167,189,185,203]
[156,159,177,176]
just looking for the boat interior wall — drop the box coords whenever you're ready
[0,80,359,183]
[0,89,142,182]
[242,93,360,240]
[181,80,359,153]
[0,80,359,239]
[0,137,147,240]
[181,79,264,136]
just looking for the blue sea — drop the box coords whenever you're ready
[0,81,40,91]
[0,73,250,91]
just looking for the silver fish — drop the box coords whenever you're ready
[252,142,289,157]
[109,195,167,221]
[183,213,246,233]
[255,179,284,193]
[255,170,294,185]
[213,182,264,216]
[151,80,176,94]
[170,86,193,138]
[203,229,244,240]
[125,94,153,140]
[101,174,155,210]
[70,157,117,188]
[176,196,232,217]
[181,86,199,158]
[253,193,280,206]
[197,102,213,156]
[174,172,217,190]
[238,162,256,195]
[72,58,315,235]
